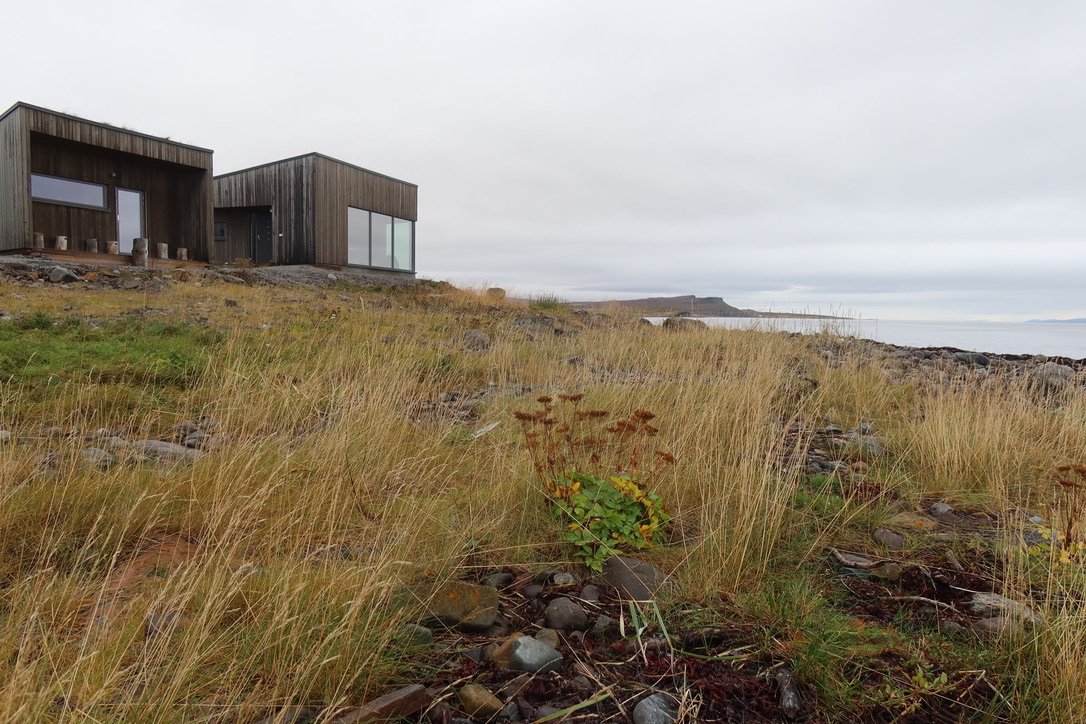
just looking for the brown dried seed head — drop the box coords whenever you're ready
[632,410,656,421]
[537,396,553,404]
[654,450,676,464]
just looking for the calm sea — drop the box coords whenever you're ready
[646,318,1086,360]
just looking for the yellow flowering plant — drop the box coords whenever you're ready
[513,395,675,570]
[553,472,670,571]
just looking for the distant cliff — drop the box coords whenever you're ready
[572,295,841,319]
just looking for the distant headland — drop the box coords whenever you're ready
[571,294,846,319]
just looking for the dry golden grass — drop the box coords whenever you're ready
[0,275,1084,721]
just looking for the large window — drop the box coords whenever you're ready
[30,173,107,210]
[347,207,415,271]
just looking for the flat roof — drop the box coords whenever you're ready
[0,101,214,154]
[215,151,417,188]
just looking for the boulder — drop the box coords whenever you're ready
[662,317,707,331]
[872,527,906,550]
[1033,362,1074,393]
[954,352,991,367]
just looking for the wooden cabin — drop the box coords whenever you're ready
[213,153,417,274]
[0,102,213,260]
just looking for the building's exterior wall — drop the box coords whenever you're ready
[0,103,213,259]
[29,135,209,255]
[0,106,32,250]
[212,206,256,263]
[213,155,317,265]
[312,154,417,268]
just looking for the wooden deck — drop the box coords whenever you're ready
[1,247,209,269]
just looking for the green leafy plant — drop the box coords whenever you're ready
[552,472,670,571]
[514,395,674,569]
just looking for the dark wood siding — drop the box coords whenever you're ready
[0,107,31,250]
[21,105,211,168]
[214,156,316,265]
[0,103,213,259]
[312,154,418,267]
[212,207,258,263]
[30,135,210,256]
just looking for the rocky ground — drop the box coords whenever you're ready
[0,253,421,293]
[2,255,1080,722]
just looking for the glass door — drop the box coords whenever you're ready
[116,188,144,254]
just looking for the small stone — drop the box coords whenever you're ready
[457,685,503,718]
[335,684,431,724]
[491,636,563,673]
[1028,515,1045,525]
[481,572,515,588]
[80,447,116,471]
[837,553,873,566]
[522,583,543,599]
[593,615,616,634]
[890,512,940,531]
[397,623,434,646]
[972,616,1025,638]
[870,563,902,582]
[873,528,906,550]
[534,706,564,720]
[534,628,561,649]
[578,584,600,602]
[551,572,577,586]
[940,620,965,634]
[126,440,203,464]
[413,581,499,632]
[602,556,669,601]
[0,430,11,444]
[49,266,81,283]
[632,693,677,724]
[955,352,991,367]
[183,431,216,449]
[544,597,589,631]
[461,329,491,351]
[970,592,1039,624]
[930,502,957,523]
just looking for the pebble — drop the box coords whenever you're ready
[481,572,515,588]
[491,636,563,674]
[534,628,561,649]
[872,527,906,550]
[602,556,669,602]
[632,693,677,724]
[890,512,940,531]
[544,597,589,631]
[970,592,1039,624]
[397,623,434,646]
[930,502,958,523]
[972,616,1025,638]
[578,584,600,602]
[457,685,504,718]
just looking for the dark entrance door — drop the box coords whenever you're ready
[250,209,273,263]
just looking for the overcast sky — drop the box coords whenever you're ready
[5,1,1085,320]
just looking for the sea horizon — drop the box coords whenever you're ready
[646,316,1086,360]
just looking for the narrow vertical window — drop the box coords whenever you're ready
[347,207,369,265]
